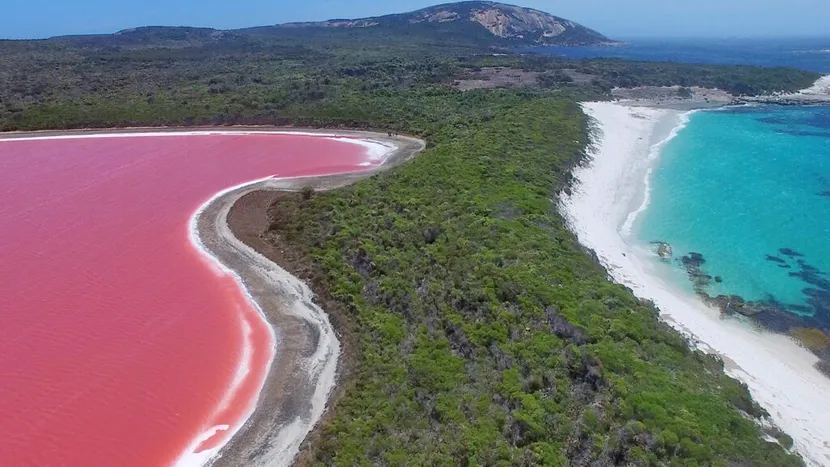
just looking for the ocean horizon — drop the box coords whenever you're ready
[531,36,830,74]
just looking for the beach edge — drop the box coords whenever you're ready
[560,101,830,466]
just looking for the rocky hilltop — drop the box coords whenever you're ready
[45,2,617,49]
[279,1,619,46]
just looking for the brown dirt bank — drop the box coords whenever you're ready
[208,132,425,467]
[222,190,354,467]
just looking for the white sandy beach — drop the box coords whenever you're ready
[561,101,830,466]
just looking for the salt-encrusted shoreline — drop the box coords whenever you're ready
[194,130,425,467]
[560,101,830,466]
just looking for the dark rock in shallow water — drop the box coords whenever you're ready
[708,294,757,316]
[794,259,825,278]
[688,273,711,291]
[678,247,830,362]
[788,304,812,314]
[680,252,712,293]
[681,252,706,267]
[776,129,830,138]
[815,345,830,362]
[704,293,802,333]
[804,288,830,319]
[780,248,804,257]
[787,258,830,318]
[678,248,829,346]
[649,241,673,261]
[759,116,788,124]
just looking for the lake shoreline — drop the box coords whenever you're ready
[196,130,425,467]
[560,100,830,466]
[0,128,421,467]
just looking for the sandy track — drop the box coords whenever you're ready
[194,130,424,467]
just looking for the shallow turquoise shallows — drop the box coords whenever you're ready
[636,105,830,327]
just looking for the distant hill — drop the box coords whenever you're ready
[276,2,619,46]
[45,2,618,49]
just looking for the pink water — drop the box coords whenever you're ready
[0,133,376,467]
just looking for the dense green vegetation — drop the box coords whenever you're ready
[465,54,821,95]
[560,59,820,96]
[1,20,818,465]
[0,26,819,131]
[269,89,801,466]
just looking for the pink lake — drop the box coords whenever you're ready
[0,132,376,466]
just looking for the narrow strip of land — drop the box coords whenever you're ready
[195,130,424,467]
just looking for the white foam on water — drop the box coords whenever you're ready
[620,109,696,238]
[176,132,397,467]
[172,425,231,467]
[326,136,398,162]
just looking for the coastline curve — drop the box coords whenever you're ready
[189,130,425,467]
[560,102,830,466]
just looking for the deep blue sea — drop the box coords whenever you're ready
[635,106,830,334]
[532,37,830,73]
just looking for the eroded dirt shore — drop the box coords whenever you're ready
[198,130,424,467]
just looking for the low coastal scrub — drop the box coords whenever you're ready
[0,36,821,131]
[267,92,802,465]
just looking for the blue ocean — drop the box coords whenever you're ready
[532,37,830,73]
[635,106,830,335]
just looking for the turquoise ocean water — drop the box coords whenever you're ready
[635,106,830,335]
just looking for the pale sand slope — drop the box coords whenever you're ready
[799,75,830,97]
[747,75,830,105]
[192,130,425,467]
[560,102,830,466]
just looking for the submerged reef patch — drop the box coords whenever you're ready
[676,248,830,374]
